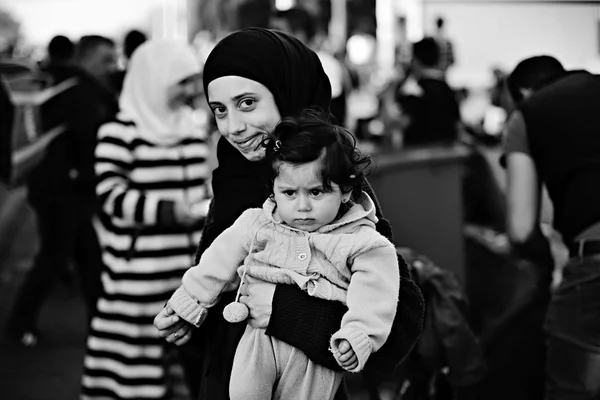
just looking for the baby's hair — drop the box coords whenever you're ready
[263,108,371,199]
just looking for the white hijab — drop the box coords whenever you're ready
[118,40,202,145]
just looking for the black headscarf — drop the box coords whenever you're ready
[197,28,332,259]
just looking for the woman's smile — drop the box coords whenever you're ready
[234,133,263,150]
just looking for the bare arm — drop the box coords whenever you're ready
[505,152,540,244]
[502,110,542,245]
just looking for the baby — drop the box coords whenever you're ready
[166,109,400,400]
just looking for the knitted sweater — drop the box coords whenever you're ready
[169,192,400,372]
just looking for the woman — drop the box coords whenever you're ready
[81,41,211,399]
[154,28,424,399]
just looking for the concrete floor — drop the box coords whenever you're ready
[0,187,87,400]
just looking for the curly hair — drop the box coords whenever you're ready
[262,108,370,200]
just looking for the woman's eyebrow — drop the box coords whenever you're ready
[231,92,256,101]
[208,92,257,107]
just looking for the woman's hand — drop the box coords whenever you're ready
[167,323,194,346]
[154,305,194,346]
[174,199,203,227]
[238,276,276,329]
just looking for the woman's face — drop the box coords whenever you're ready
[167,74,202,111]
[207,76,281,161]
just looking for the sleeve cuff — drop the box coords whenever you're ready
[168,286,208,327]
[330,327,372,373]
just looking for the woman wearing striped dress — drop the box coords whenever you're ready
[81,41,211,399]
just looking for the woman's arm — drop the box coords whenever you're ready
[95,124,178,227]
[267,284,347,371]
[267,252,424,374]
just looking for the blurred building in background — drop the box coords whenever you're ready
[2,0,598,91]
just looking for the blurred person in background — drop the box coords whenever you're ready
[81,40,210,400]
[0,75,13,185]
[113,29,147,94]
[270,6,351,127]
[433,17,455,76]
[503,55,600,399]
[7,35,118,347]
[77,35,118,94]
[0,11,18,183]
[123,30,147,66]
[395,37,460,147]
[39,35,78,85]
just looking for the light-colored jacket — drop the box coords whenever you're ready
[169,192,400,372]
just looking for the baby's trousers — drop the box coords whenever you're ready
[229,325,343,400]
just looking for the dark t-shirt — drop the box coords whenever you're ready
[502,72,600,243]
[28,71,118,198]
[397,76,460,146]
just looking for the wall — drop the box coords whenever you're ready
[423,1,600,88]
[1,0,189,48]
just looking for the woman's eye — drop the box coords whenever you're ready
[212,106,227,118]
[239,98,256,110]
[283,190,295,197]
[310,189,323,197]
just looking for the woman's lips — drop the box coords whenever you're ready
[235,134,260,150]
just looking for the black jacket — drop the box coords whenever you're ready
[0,76,14,185]
[27,69,118,201]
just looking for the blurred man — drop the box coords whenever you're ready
[0,75,13,185]
[8,35,118,347]
[40,35,78,85]
[395,37,460,146]
[503,55,600,399]
[433,17,455,75]
[271,7,350,126]
[113,29,147,93]
[123,29,147,64]
[77,35,118,92]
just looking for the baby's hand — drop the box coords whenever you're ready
[335,339,358,371]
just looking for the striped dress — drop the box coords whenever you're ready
[81,119,211,399]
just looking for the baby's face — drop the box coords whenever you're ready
[272,160,351,232]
